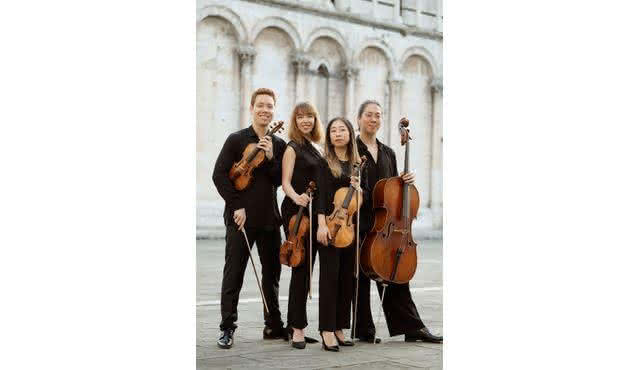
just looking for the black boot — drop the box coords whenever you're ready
[405,327,443,343]
[217,328,235,349]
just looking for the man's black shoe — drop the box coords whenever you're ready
[405,327,443,343]
[263,326,286,340]
[356,334,381,344]
[217,328,235,349]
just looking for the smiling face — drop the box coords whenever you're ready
[250,94,275,127]
[329,120,351,149]
[295,111,315,136]
[358,103,382,136]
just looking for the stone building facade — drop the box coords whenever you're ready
[196,0,443,238]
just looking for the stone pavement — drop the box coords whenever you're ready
[197,238,443,369]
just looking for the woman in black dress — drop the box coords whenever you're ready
[281,102,325,349]
[316,117,364,351]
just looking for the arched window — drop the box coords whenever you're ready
[317,64,330,124]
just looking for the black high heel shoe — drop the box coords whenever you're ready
[320,332,339,352]
[334,332,354,346]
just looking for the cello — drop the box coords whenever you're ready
[360,118,419,284]
[229,121,285,191]
[326,157,366,248]
[280,181,316,267]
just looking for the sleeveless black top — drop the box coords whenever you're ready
[280,140,325,224]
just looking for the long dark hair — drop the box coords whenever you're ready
[324,117,360,178]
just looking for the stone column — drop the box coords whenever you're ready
[342,65,359,122]
[387,76,404,150]
[430,77,443,228]
[372,0,378,19]
[237,44,256,129]
[291,52,310,104]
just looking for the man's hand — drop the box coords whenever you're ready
[401,171,416,185]
[257,136,273,160]
[234,208,246,230]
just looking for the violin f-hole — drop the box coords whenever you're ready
[383,222,394,238]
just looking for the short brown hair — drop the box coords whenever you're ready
[288,102,324,145]
[250,88,276,107]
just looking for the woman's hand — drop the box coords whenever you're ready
[317,223,331,246]
[350,175,362,192]
[293,192,311,207]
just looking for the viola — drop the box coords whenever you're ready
[326,157,366,248]
[229,121,284,191]
[280,181,316,267]
[360,118,419,284]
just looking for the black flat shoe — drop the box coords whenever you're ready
[405,327,443,343]
[334,332,354,346]
[321,332,339,352]
[217,328,235,349]
[356,334,381,344]
[291,340,306,349]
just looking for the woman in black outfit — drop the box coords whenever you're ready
[316,117,364,351]
[281,102,325,349]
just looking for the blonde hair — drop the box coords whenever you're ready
[288,102,324,145]
[324,117,360,178]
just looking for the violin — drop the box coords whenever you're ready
[229,121,285,191]
[360,118,419,284]
[326,157,366,248]
[280,181,316,267]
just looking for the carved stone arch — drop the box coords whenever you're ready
[399,46,439,78]
[353,38,398,77]
[304,27,349,62]
[309,58,333,73]
[250,16,302,50]
[197,5,248,42]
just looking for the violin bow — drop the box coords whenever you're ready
[351,170,361,340]
[240,227,270,315]
[308,188,313,300]
[351,156,366,340]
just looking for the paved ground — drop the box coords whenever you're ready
[197,237,443,369]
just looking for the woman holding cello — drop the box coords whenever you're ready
[316,117,364,351]
[280,102,324,349]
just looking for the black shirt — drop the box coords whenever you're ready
[318,159,369,219]
[356,136,398,234]
[212,125,287,228]
[280,140,325,224]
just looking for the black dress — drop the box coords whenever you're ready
[280,139,324,330]
[316,160,366,332]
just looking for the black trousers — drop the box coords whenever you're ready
[285,216,318,330]
[354,233,425,337]
[219,226,284,331]
[318,244,355,332]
